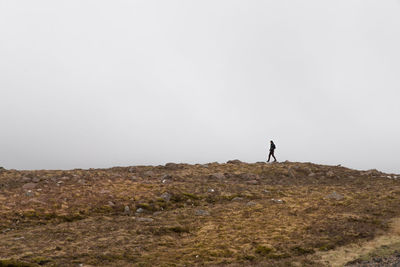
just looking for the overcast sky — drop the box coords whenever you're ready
[1,1,400,173]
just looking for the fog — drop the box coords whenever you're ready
[1,1,400,173]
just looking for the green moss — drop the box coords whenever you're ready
[242,255,255,261]
[59,214,85,222]
[291,246,314,255]
[255,245,273,255]
[182,193,201,200]
[0,259,37,267]
[318,243,335,251]
[32,257,51,265]
[169,226,190,233]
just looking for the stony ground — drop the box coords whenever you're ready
[0,161,400,266]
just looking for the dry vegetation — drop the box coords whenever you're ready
[0,161,400,266]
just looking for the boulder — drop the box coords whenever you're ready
[25,190,34,197]
[161,174,173,184]
[124,206,130,214]
[161,192,172,202]
[271,198,285,204]
[128,167,137,173]
[136,208,145,214]
[164,163,181,170]
[246,201,257,206]
[326,191,344,200]
[195,209,210,216]
[227,159,242,164]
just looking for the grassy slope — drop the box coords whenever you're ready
[0,161,399,266]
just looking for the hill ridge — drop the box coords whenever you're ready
[1,160,400,266]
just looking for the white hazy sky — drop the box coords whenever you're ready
[1,1,400,173]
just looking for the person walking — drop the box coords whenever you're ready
[267,140,277,162]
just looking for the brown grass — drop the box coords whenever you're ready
[0,162,399,266]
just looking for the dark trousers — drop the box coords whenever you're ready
[268,150,276,162]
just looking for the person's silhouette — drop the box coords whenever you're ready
[267,140,277,162]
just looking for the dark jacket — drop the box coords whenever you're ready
[270,142,276,151]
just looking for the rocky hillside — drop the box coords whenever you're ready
[0,161,400,266]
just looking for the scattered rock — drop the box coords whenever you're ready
[227,159,242,164]
[108,201,115,207]
[326,191,344,200]
[246,201,257,206]
[161,192,172,202]
[366,169,381,176]
[308,173,316,177]
[32,177,40,183]
[78,179,86,184]
[164,163,182,170]
[124,206,130,214]
[136,208,145,214]
[209,173,225,180]
[136,217,154,222]
[161,175,173,184]
[240,173,258,180]
[22,183,36,190]
[195,209,210,216]
[161,179,171,184]
[246,180,259,185]
[153,211,162,216]
[232,197,244,201]
[262,190,270,194]
[208,188,215,193]
[271,198,285,204]
[25,190,34,197]
[128,167,137,173]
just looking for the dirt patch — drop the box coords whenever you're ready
[314,218,400,266]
